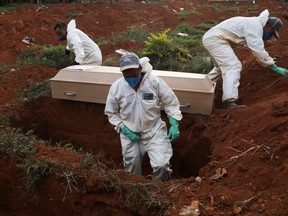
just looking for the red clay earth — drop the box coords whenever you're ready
[0,0,288,215]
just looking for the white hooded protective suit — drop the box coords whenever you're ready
[66,20,102,65]
[104,58,182,180]
[202,9,275,102]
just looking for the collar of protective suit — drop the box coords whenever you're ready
[258,9,269,28]
[67,19,76,33]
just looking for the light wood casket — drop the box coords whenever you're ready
[50,65,216,115]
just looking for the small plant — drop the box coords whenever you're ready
[142,29,192,71]
[125,183,165,211]
[57,170,78,201]
[80,152,94,169]
[17,158,55,192]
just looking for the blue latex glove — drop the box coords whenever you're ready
[167,116,180,142]
[270,64,288,77]
[120,126,141,142]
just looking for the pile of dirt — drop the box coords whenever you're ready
[1,0,288,215]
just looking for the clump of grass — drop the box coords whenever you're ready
[200,3,240,13]
[247,6,259,14]
[18,46,74,69]
[0,127,37,160]
[57,170,78,201]
[66,12,83,19]
[80,152,94,169]
[125,183,164,210]
[176,9,202,21]
[0,62,9,74]
[18,80,51,102]
[0,5,17,13]
[18,48,40,67]
[38,45,75,68]
[17,158,55,192]
[98,27,149,46]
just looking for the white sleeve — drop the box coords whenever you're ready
[68,32,85,64]
[157,77,182,121]
[104,84,123,132]
[244,24,274,67]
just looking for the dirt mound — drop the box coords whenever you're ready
[1,0,288,215]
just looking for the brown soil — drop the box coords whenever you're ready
[1,0,288,215]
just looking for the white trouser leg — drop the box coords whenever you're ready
[144,121,172,180]
[120,120,173,180]
[120,134,143,175]
[203,37,242,102]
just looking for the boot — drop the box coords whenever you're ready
[224,102,247,110]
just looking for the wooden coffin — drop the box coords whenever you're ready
[50,65,216,115]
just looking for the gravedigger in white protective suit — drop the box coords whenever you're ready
[104,52,182,180]
[203,9,288,109]
[54,20,102,66]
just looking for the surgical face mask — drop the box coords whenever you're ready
[262,31,273,41]
[58,34,66,41]
[125,76,141,89]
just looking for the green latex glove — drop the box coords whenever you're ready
[167,116,180,142]
[120,126,141,142]
[270,64,288,77]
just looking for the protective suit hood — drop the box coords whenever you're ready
[139,57,153,81]
[258,9,269,28]
[67,19,76,33]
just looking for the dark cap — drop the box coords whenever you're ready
[267,17,283,38]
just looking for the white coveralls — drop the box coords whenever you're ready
[104,59,182,180]
[202,9,275,102]
[66,20,102,65]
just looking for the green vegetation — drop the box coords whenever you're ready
[0,5,17,13]
[142,28,213,73]
[18,80,51,102]
[80,152,94,169]
[125,183,165,210]
[39,46,75,68]
[57,170,78,201]
[66,12,83,19]
[18,48,40,67]
[18,158,55,192]
[201,3,240,13]
[98,26,149,46]
[247,6,259,14]
[176,9,202,21]
[18,46,74,68]
[0,62,9,74]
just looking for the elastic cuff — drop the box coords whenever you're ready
[114,122,125,133]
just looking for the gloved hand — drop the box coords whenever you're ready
[167,116,180,142]
[65,49,71,55]
[71,61,79,65]
[270,64,288,77]
[120,126,141,142]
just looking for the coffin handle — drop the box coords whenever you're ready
[64,91,76,96]
[180,103,191,108]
